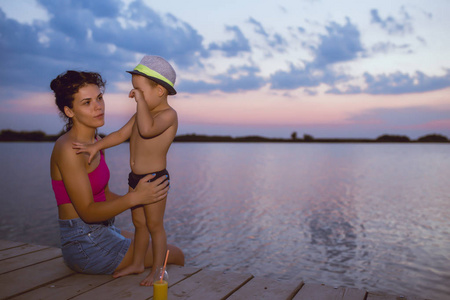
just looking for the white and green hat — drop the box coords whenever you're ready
[127,55,177,95]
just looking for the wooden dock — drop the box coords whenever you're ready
[0,240,428,300]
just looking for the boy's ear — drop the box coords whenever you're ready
[157,85,167,97]
[64,106,75,118]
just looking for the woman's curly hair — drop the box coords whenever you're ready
[50,71,106,132]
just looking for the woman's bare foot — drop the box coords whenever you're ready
[113,264,145,278]
[140,269,156,286]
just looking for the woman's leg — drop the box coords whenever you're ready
[117,230,184,269]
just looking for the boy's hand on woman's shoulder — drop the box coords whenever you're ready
[72,142,98,164]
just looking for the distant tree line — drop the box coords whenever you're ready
[174,132,449,143]
[0,129,61,142]
[0,129,448,143]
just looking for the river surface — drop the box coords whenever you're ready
[0,142,449,299]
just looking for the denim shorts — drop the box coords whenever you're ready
[59,217,131,274]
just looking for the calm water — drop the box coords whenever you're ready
[0,142,449,299]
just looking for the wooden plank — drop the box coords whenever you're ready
[0,241,428,300]
[0,243,49,260]
[342,287,367,300]
[0,247,62,274]
[366,291,426,300]
[366,292,399,300]
[11,274,114,300]
[293,283,346,300]
[227,277,303,300]
[71,265,201,300]
[0,257,74,299]
[0,240,26,251]
[167,269,253,299]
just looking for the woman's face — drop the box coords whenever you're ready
[68,84,105,129]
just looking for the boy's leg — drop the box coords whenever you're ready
[139,196,167,286]
[131,205,150,266]
[115,232,185,274]
[112,184,150,278]
[113,205,149,278]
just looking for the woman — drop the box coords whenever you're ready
[50,70,184,276]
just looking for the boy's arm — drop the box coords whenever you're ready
[73,115,135,163]
[96,115,135,148]
[132,90,177,138]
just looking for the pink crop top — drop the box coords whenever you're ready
[52,151,110,206]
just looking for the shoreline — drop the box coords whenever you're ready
[0,129,449,143]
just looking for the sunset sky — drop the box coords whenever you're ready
[1,0,449,139]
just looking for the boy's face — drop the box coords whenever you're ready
[131,75,166,106]
[132,74,155,97]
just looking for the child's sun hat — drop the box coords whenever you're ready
[127,55,177,95]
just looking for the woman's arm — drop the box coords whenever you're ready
[59,144,168,223]
[104,184,120,202]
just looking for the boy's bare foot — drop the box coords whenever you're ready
[112,264,145,278]
[140,269,156,286]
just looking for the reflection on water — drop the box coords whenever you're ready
[0,142,449,300]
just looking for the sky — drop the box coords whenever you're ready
[0,0,449,139]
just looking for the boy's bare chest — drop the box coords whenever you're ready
[130,124,173,149]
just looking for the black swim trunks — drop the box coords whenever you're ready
[128,169,169,189]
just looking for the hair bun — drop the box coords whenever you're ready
[50,76,61,94]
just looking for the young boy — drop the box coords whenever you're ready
[73,55,178,286]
